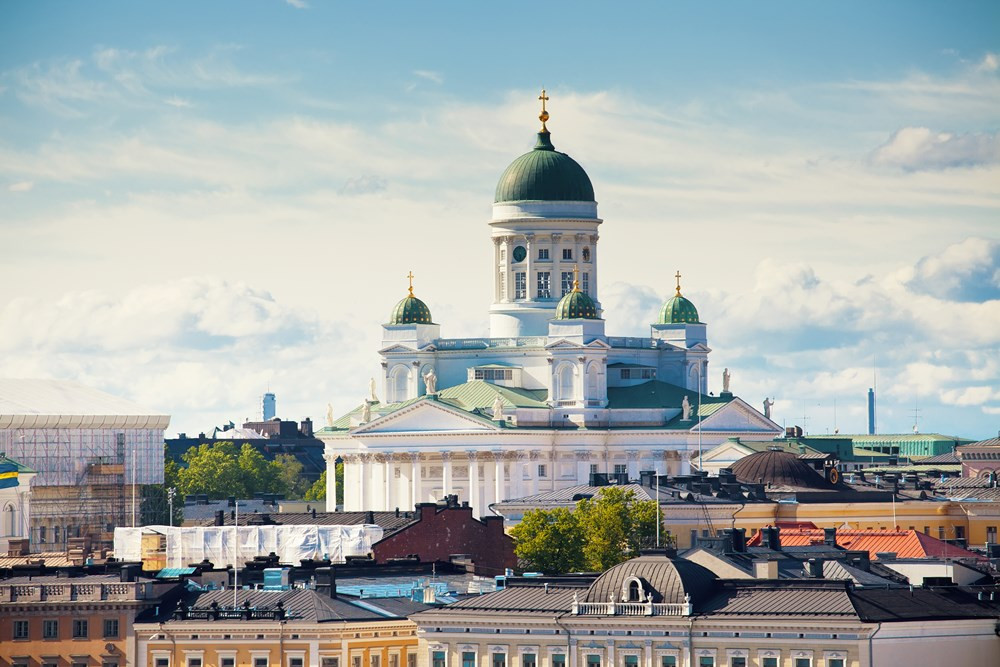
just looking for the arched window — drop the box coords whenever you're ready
[2,504,15,537]
[389,366,410,403]
[586,361,600,399]
[555,363,575,402]
[621,576,645,602]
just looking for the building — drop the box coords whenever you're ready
[318,96,781,516]
[134,580,428,667]
[808,433,973,459]
[262,392,277,421]
[0,379,169,552]
[957,435,1000,478]
[0,564,171,667]
[0,454,36,554]
[411,551,1000,667]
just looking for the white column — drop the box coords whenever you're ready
[503,236,513,301]
[525,233,534,301]
[643,641,652,667]
[652,449,667,476]
[529,450,541,496]
[493,450,506,504]
[590,233,599,303]
[511,451,525,499]
[626,449,640,482]
[357,454,368,510]
[324,453,338,512]
[441,451,453,497]
[575,450,591,485]
[467,451,481,518]
[494,237,502,302]
[410,452,422,508]
[383,453,395,511]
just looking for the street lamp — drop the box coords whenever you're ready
[167,487,176,527]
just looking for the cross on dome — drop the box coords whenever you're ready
[407,270,415,297]
[572,264,581,292]
[538,88,550,131]
[675,270,683,296]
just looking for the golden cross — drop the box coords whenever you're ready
[572,264,580,291]
[675,270,682,295]
[407,271,415,296]
[538,88,550,130]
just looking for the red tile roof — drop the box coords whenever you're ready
[746,527,984,561]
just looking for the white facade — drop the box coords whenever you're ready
[319,124,781,515]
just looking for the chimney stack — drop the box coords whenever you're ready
[823,527,837,547]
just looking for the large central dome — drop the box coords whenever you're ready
[494,131,595,204]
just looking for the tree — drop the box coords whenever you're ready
[577,486,661,570]
[303,461,344,506]
[238,444,281,496]
[176,442,247,499]
[510,507,586,573]
[274,453,309,499]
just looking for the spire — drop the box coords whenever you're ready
[538,88,549,131]
[572,264,581,292]
[674,270,683,296]
[407,270,415,297]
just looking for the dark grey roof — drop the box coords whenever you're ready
[849,587,1000,622]
[913,451,960,465]
[198,511,418,532]
[446,583,580,613]
[934,477,1000,501]
[731,450,835,490]
[584,554,717,605]
[700,581,857,617]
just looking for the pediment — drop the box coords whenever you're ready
[378,343,416,354]
[689,343,712,352]
[696,398,781,433]
[545,339,584,350]
[353,398,500,434]
[585,339,611,349]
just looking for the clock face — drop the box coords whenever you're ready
[512,245,527,262]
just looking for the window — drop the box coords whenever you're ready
[515,272,526,299]
[627,579,641,601]
[538,248,549,260]
[104,618,119,638]
[614,464,627,475]
[660,659,676,667]
[698,659,714,667]
[561,271,574,296]
[624,656,638,667]
[793,660,810,667]
[537,271,551,298]
[54,525,60,543]
[537,464,547,478]
[156,659,170,667]
[291,659,305,667]
[828,660,844,667]
[552,656,565,667]
[72,618,88,638]
[562,248,573,260]
[474,368,513,382]
[523,655,536,667]
[462,652,476,667]
[39,525,46,542]
[730,659,746,667]
[390,657,399,667]
[408,655,417,667]
[499,273,506,299]
[582,247,591,262]
[187,659,202,667]
[222,659,236,667]
[589,464,598,474]
[586,657,601,667]
[372,656,381,667]
[582,272,589,294]
[493,655,506,667]
[13,619,28,639]
[433,653,446,667]
[43,619,58,639]
[987,526,997,542]
[955,526,965,540]
[322,659,340,667]
[761,660,777,667]
[938,526,945,540]
[500,248,506,261]
[923,526,930,535]
[353,658,362,667]
[256,659,270,667]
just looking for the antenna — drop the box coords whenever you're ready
[873,354,878,436]
[911,395,922,434]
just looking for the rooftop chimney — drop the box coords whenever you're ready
[752,559,778,579]
[823,527,837,547]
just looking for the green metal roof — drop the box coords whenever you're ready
[438,381,548,410]
[554,289,598,320]
[494,131,595,203]
[388,294,433,325]
[607,380,726,411]
[658,294,700,324]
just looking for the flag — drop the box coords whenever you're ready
[0,462,18,489]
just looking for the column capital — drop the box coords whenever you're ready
[625,449,641,461]
[490,449,506,462]
[323,453,338,464]
[574,449,590,461]
[511,450,526,461]
[408,451,422,463]
[439,451,453,461]
[529,449,542,461]
[589,234,599,243]
[466,450,480,461]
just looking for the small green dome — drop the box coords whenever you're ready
[389,294,433,325]
[555,288,599,320]
[494,131,595,204]
[658,294,700,324]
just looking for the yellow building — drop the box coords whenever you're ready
[135,582,425,667]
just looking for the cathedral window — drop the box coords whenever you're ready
[515,272,526,299]
[582,272,590,294]
[561,272,574,296]
[538,248,549,260]
[537,464,547,478]
[562,248,573,260]
[499,272,506,299]
[582,247,591,262]
[537,272,552,299]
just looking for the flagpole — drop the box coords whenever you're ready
[234,500,239,607]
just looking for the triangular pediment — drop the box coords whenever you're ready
[378,343,416,354]
[585,339,611,349]
[689,343,712,352]
[352,397,501,434]
[695,398,781,433]
[544,339,584,350]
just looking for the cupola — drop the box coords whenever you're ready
[658,271,700,324]
[388,272,434,325]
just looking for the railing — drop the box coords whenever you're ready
[0,581,145,601]
[573,600,692,616]
[607,336,659,349]
[435,337,547,350]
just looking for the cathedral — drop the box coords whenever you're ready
[318,93,781,515]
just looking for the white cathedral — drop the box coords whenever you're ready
[318,95,781,516]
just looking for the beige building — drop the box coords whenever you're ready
[411,553,1000,667]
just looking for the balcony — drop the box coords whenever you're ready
[573,600,692,616]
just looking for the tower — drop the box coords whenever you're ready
[261,392,276,421]
[489,90,602,337]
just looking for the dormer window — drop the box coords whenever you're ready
[468,365,522,387]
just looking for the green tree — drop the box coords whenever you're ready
[510,507,586,573]
[176,442,247,499]
[303,461,344,507]
[577,486,661,570]
[238,444,281,496]
[274,453,309,499]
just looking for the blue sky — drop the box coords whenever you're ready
[1,1,998,439]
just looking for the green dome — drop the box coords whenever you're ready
[389,293,433,325]
[494,131,595,203]
[658,294,700,324]
[555,288,599,320]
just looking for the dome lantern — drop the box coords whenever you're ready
[388,271,434,325]
[658,270,700,324]
[555,266,599,320]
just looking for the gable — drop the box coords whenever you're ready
[353,398,501,434]
[696,399,781,433]
[378,343,416,354]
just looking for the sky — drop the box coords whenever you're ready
[1,1,998,440]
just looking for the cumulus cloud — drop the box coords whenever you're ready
[904,237,1000,302]
[872,127,1000,170]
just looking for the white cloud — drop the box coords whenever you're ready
[285,0,308,8]
[872,127,1000,170]
[164,96,192,108]
[413,70,443,85]
[8,181,33,192]
[977,52,999,73]
[940,386,999,407]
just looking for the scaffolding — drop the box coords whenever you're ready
[2,426,165,552]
